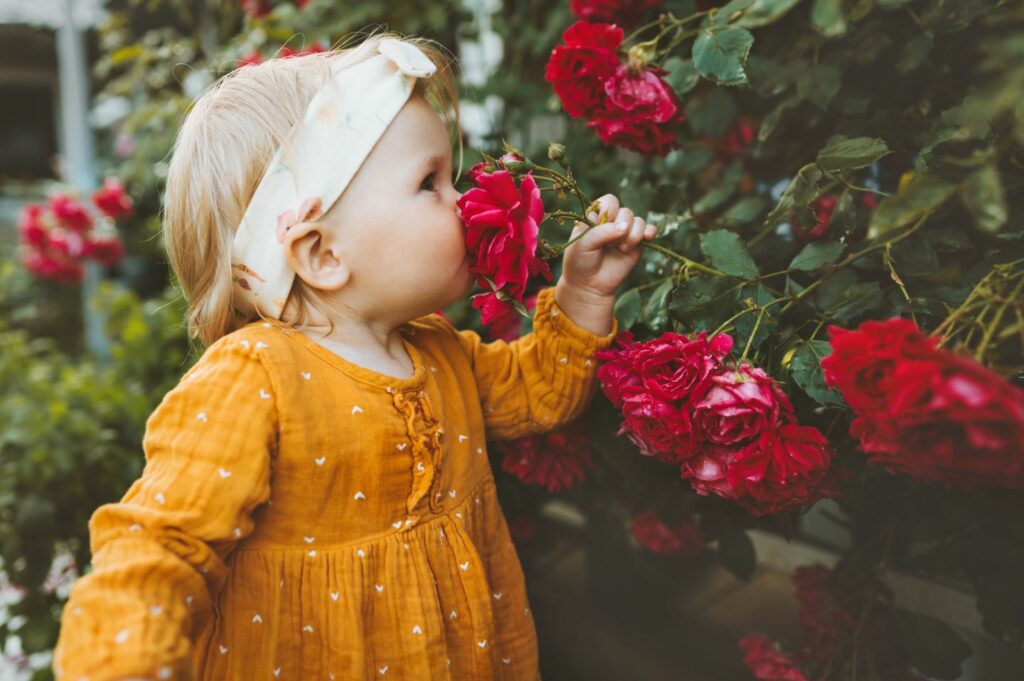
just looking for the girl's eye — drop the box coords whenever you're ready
[420,173,437,192]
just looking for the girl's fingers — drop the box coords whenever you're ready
[587,194,620,224]
[620,216,646,252]
[578,217,632,252]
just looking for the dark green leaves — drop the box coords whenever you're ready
[692,25,755,87]
[811,0,847,37]
[700,230,759,278]
[614,289,642,329]
[669,276,742,331]
[765,165,824,230]
[869,175,956,238]
[663,56,701,95]
[789,340,845,406]
[816,136,891,171]
[789,240,846,271]
[961,166,1007,234]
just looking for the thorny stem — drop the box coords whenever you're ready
[777,212,932,316]
[740,306,766,362]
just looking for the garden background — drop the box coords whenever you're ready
[0,0,1022,679]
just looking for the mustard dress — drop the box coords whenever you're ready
[53,287,617,681]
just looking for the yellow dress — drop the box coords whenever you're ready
[53,287,617,681]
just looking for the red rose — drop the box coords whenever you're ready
[629,509,705,555]
[738,634,809,681]
[236,49,264,68]
[693,363,795,446]
[597,330,734,461]
[18,204,48,248]
[83,237,126,268]
[92,177,133,219]
[49,195,92,233]
[466,161,491,184]
[586,64,683,156]
[544,21,624,119]
[571,0,663,24]
[500,419,593,492]
[851,353,1024,488]
[457,169,552,302]
[722,422,838,516]
[471,292,515,327]
[712,117,758,160]
[634,331,734,402]
[679,444,742,500]
[791,564,855,666]
[822,318,939,414]
[619,390,700,461]
[280,42,326,59]
[594,331,644,407]
[23,249,84,284]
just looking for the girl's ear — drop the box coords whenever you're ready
[283,222,350,291]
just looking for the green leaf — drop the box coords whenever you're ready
[668,276,743,331]
[790,340,845,406]
[896,32,934,74]
[663,57,701,95]
[692,25,755,87]
[717,527,756,580]
[764,165,824,230]
[736,0,804,28]
[824,281,885,320]
[869,175,956,238]
[789,240,846,271]
[816,136,891,171]
[961,165,1008,234]
[694,161,744,213]
[796,63,841,108]
[811,0,847,36]
[894,610,973,680]
[614,289,642,330]
[889,236,940,277]
[686,87,738,137]
[644,279,676,330]
[720,195,768,227]
[700,230,760,278]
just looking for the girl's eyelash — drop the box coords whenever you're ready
[420,172,437,192]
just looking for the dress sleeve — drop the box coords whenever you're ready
[52,335,278,681]
[451,286,618,441]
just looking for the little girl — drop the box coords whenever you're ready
[53,31,655,681]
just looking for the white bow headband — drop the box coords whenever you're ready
[230,38,437,320]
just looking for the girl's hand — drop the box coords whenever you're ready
[559,193,657,301]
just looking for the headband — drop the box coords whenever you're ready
[230,38,437,320]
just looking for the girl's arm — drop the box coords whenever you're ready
[53,336,278,681]
[449,285,618,441]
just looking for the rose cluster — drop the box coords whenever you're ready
[629,509,705,555]
[822,318,1024,489]
[596,330,841,515]
[545,21,684,156]
[740,564,930,681]
[498,418,593,493]
[456,158,552,330]
[570,0,663,25]
[17,178,131,284]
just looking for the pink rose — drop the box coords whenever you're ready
[693,363,795,446]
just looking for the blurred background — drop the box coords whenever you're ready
[1,0,1023,679]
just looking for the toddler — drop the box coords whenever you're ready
[53,31,655,681]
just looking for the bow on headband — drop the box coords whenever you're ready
[230,38,437,320]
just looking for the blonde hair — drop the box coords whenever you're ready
[163,29,462,351]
